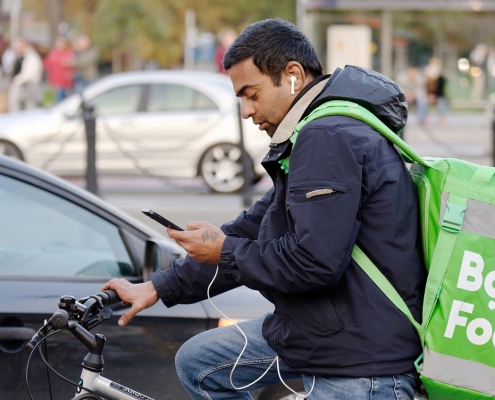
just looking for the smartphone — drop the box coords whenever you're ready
[141,209,184,231]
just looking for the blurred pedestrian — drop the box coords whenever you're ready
[214,29,236,74]
[7,38,43,112]
[43,36,74,103]
[425,58,448,126]
[469,43,487,100]
[397,66,428,126]
[72,33,98,93]
[487,47,495,93]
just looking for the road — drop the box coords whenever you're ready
[66,111,494,232]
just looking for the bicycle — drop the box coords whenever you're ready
[25,289,154,400]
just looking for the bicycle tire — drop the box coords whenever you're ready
[71,394,105,400]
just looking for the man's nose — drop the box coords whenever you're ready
[240,100,255,120]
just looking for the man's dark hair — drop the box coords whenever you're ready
[223,19,323,86]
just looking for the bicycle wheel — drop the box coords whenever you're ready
[71,394,105,400]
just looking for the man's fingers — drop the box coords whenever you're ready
[167,227,180,238]
[186,221,206,230]
[118,305,140,326]
[101,278,119,292]
[102,278,129,293]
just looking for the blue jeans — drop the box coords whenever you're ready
[175,314,418,399]
[54,87,68,103]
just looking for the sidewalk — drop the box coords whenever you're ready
[404,112,493,166]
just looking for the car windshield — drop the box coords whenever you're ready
[0,174,135,278]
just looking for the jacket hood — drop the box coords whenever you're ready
[309,65,408,133]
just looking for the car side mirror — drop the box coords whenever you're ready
[143,238,182,282]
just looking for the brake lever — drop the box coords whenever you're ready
[82,307,113,331]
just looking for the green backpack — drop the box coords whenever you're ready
[283,99,495,400]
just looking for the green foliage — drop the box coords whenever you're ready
[91,0,295,68]
[22,0,295,68]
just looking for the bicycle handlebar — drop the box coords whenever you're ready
[96,290,121,307]
[25,290,121,351]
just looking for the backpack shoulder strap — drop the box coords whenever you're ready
[352,245,422,335]
[279,100,428,174]
[281,99,427,337]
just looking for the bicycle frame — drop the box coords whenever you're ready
[76,368,155,400]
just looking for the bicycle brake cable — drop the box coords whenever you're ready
[27,330,115,400]
[26,330,60,400]
[42,338,54,400]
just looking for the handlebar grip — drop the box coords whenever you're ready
[25,309,69,351]
[97,290,121,306]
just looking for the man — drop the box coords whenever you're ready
[7,38,43,112]
[72,33,98,93]
[43,36,74,103]
[103,19,425,399]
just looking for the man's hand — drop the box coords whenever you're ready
[101,279,159,326]
[167,221,226,264]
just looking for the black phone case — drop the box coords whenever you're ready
[141,209,184,231]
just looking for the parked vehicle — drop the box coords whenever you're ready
[0,156,306,400]
[0,71,270,193]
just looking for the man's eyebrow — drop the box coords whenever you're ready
[236,84,257,97]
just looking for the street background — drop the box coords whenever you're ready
[68,109,491,233]
[2,2,495,399]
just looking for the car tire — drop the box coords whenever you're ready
[199,143,254,193]
[0,140,24,161]
[257,380,305,400]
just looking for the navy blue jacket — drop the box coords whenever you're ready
[151,66,426,377]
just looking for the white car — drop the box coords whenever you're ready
[0,71,270,193]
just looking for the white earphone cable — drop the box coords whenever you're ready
[207,265,315,397]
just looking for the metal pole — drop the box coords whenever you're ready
[81,100,99,196]
[296,0,307,31]
[380,9,393,78]
[10,0,22,45]
[237,100,252,208]
[492,105,495,167]
[184,9,196,70]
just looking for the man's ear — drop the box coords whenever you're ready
[283,61,306,93]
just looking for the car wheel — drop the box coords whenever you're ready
[0,140,23,160]
[200,143,253,193]
[257,380,305,400]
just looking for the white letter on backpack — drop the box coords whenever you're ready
[466,318,492,345]
[444,300,474,338]
[484,271,495,299]
[457,251,484,292]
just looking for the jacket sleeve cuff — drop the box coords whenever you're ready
[150,269,178,308]
[219,235,242,279]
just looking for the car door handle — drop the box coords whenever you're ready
[0,327,36,340]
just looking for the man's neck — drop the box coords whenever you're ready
[270,75,331,145]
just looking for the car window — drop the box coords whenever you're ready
[147,84,217,112]
[88,85,142,116]
[0,174,135,278]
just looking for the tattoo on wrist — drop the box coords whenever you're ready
[202,231,219,243]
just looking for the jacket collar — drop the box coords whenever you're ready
[270,76,330,145]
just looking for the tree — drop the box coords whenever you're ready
[90,0,296,70]
[23,0,296,70]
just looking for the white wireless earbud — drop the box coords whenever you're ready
[290,76,297,95]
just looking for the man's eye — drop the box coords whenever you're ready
[249,93,258,101]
